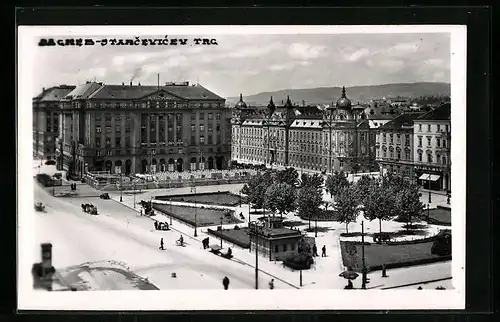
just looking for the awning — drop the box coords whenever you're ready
[419,173,441,181]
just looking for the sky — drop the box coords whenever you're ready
[32,33,450,98]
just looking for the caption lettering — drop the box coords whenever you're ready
[38,36,219,47]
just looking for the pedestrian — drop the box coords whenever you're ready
[159,238,164,250]
[140,209,143,216]
[312,244,318,257]
[268,279,274,290]
[154,221,158,230]
[321,245,326,257]
[222,276,230,290]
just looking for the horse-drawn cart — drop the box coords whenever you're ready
[208,244,233,259]
[154,221,170,231]
[34,202,46,212]
[81,203,98,215]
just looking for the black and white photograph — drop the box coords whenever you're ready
[18,25,466,310]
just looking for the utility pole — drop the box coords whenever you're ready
[119,172,123,202]
[361,220,367,290]
[428,173,432,203]
[255,225,259,290]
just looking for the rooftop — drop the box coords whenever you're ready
[379,112,424,130]
[416,103,451,121]
[34,85,76,101]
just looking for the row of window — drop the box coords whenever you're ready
[91,101,222,109]
[416,123,450,133]
[378,146,412,160]
[190,112,222,121]
[380,133,411,146]
[417,136,448,148]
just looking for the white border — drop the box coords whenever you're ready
[17,25,466,311]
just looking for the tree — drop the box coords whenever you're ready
[265,183,297,218]
[325,171,349,201]
[362,180,398,233]
[395,181,425,228]
[296,185,323,229]
[276,167,299,186]
[354,175,373,206]
[299,172,324,190]
[335,185,360,234]
[240,171,274,209]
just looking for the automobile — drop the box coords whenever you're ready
[45,160,56,165]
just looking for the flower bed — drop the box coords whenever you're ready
[152,203,242,227]
[155,191,245,207]
[207,227,250,248]
[340,233,452,272]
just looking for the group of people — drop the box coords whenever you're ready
[158,235,185,250]
[202,237,210,249]
[312,244,327,257]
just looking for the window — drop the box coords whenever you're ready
[437,124,441,132]
[436,154,441,164]
[427,153,433,163]
[396,148,401,160]
[443,139,447,148]
[200,136,205,144]
[208,125,213,132]
[191,124,196,132]
[274,245,279,253]
[116,125,121,133]
[427,124,431,132]
[216,113,221,120]
[436,138,441,147]
[200,125,205,132]
[178,148,183,154]
[405,148,411,160]
[105,113,111,122]
[208,113,213,120]
[106,138,111,146]
[208,136,213,144]
[445,125,449,132]
[418,124,422,132]
[96,150,101,156]
[151,149,156,155]
[389,147,394,159]
[442,156,447,165]
[389,134,393,144]
[115,137,121,146]
[191,113,196,120]
[176,113,182,121]
[427,137,431,146]
[418,136,422,147]
[216,125,221,132]
[115,114,121,121]
[106,126,111,133]
[418,151,423,162]
[96,126,102,133]
[383,133,386,143]
[199,113,204,120]
[191,136,196,145]
[106,150,112,156]
[95,138,101,147]
[405,134,410,146]
[283,244,287,252]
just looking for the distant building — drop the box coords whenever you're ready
[55,81,231,176]
[413,103,451,192]
[231,87,378,174]
[376,112,425,180]
[32,85,76,160]
[249,216,303,261]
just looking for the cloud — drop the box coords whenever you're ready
[344,48,371,62]
[268,61,311,71]
[287,43,327,60]
[387,41,422,56]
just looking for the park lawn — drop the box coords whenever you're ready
[156,191,243,206]
[427,208,451,225]
[209,228,250,248]
[153,203,242,227]
[340,240,450,272]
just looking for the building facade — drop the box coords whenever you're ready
[32,85,75,160]
[56,81,231,176]
[375,112,424,180]
[231,87,378,174]
[413,103,451,192]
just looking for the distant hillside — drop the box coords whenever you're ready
[226,82,450,106]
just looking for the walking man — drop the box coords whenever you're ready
[321,245,326,257]
[159,238,164,250]
[222,276,230,290]
[268,279,275,290]
[312,244,319,257]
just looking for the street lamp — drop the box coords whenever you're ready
[119,172,123,202]
[248,221,262,289]
[361,220,367,290]
[427,173,432,204]
[192,179,198,237]
[132,181,136,209]
[220,216,223,248]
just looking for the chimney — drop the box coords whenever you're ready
[122,82,125,86]
[130,81,132,86]
[138,82,141,86]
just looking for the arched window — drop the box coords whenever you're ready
[382,146,387,158]
[389,146,394,159]
[418,150,423,162]
[427,152,433,163]
[396,147,401,160]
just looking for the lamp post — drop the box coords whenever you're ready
[133,181,136,209]
[119,172,123,202]
[193,182,198,237]
[428,173,432,204]
[361,220,367,290]
[220,216,223,248]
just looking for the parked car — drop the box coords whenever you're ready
[45,160,56,165]
[100,193,110,200]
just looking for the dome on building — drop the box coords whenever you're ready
[336,86,352,109]
[234,93,248,109]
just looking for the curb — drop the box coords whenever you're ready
[380,276,452,290]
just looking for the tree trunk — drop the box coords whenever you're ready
[379,219,382,234]
[407,214,412,229]
[345,222,349,234]
[308,215,311,229]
